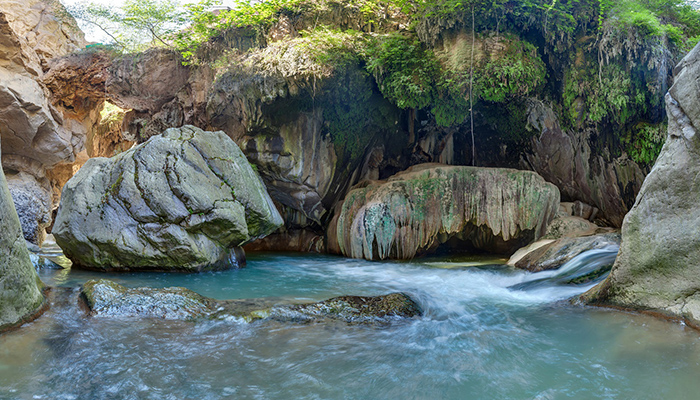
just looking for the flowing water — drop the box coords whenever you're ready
[2,247,700,399]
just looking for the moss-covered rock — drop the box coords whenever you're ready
[53,126,283,272]
[0,145,45,331]
[328,163,559,260]
[81,279,421,324]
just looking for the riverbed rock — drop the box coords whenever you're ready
[328,164,560,260]
[509,232,620,272]
[81,279,421,323]
[0,145,45,330]
[275,293,421,323]
[53,125,283,271]
[82,279,214,319]
[583,42,700,327]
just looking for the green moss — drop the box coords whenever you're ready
[622,122,667,165]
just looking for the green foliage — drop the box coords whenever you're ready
[623,122,667,165]
[563,61,650,127]
[68,0,187,52]
[476,40,546,103]
[600,0,700,43]
[365,33,440,110]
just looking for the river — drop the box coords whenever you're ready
[2,247,700,399]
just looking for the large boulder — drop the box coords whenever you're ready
[583,42,700,327]
[53,126,283,271]
[328,164,560,260]
[0,144,45,330]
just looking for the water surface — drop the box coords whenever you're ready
[2,248,699,399]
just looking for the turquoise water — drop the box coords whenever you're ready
[2,248,700,399]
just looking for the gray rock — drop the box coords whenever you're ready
[53,126,283,271]
[0,143,45,330]
[81,279,421,324]
[583,42,700,327]
[328,163,560,260]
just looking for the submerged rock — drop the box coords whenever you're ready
[81,279,421,324]
[328,164,559,260]
[273,293,422,323]
[583,43,700,327]
[0,145,45,330]
[53,126,283,272]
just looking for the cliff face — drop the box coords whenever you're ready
[35,0,695,252]
[583,42,700,327]
[0,0,96,244]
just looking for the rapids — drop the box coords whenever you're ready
[2,247,700,399]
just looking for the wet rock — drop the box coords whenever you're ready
[583,43,700,327]
[82,279,214,319]
[53,126,283,272]
[328,163,560,260]
[0,144,45,330]
[509,232,621,272]
[81,279,421,324]
[272,293,422,323]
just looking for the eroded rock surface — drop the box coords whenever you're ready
[522,101,647,227]
[54,126,283,271]
[328,163,560,260]
[583,42,700,327]
[0,0,95,244]
[82,279,421,324]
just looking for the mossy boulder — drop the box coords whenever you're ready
[0,146,45,330]
[328,163,560,260]
[81,279,421,324]
[583,42,700,327]
[53,126,283,272]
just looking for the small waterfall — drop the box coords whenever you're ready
[507,245,618,291]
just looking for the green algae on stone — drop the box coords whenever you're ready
[329,164,560,260]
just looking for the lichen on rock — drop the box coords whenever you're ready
[53,125,283,272]
[328,163,560,260]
